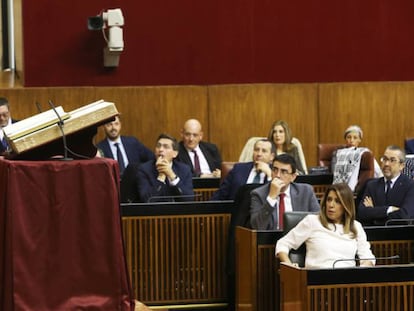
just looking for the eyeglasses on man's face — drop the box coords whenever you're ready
[271,166,292,176]
[380,156,402,164]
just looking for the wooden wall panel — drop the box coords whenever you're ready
[93,86,209,149]
[208,84,319,164]
[1,81,414,165]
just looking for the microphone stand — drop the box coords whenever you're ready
[48,100,72,161]
[332,255,400,269]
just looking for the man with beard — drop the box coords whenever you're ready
[97,115,154,177]
[357,145,414,225]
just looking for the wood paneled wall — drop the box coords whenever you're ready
[1,82,413,166]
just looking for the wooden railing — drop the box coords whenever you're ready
[193,177,220,201]
[121,202,232,308]
[307,283,414,311]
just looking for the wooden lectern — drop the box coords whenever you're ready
[2,100,118,160]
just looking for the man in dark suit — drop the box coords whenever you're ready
[137,133,194,203]
[358,145,414,225]
[0,97,18,155]
[250,154,320,230]
[96,115,154,176]
[177,118,222,177]
[405,138,414,154]
[211,138,275,200]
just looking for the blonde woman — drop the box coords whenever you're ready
[267,120,305,174]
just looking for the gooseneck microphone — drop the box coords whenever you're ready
[48,100,72,161]
[35,102,42,113]
[332,255,400,269]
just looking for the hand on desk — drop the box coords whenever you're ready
[200,169,221,178]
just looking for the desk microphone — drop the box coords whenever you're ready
[332,255,399,269]
[48,100,72,161]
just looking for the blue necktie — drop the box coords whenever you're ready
[253,171,261,183]
[1,137,8,150]
[114,143,125,175]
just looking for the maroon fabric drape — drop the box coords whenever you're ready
[0,158,134,311]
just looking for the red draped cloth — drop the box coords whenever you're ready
[0,158,134,311]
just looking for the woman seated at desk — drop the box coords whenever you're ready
[332,125,382,192]
[268,120,306,175]
[275,183,375,268]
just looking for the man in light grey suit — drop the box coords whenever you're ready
[250,154,320,230]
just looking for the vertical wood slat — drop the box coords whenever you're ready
[370,240,413,264]
[193,188,218,201]
[122,214,230,306]
[307,283,414,311]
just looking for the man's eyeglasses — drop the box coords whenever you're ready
[271,166,292,176]
[380,156,402,164]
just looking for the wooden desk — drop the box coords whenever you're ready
[280,263,414,311]
[235,227,283,311]
[192,177,220,201]
[121,201,232,309]
[235,225,414,311]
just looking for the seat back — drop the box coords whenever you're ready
[291,137,308,174]
[356,150,375,193]
[239,136,308,174]
[317,143,346,169]
[220,161,236,183]
[283,211,318,267]
[405,137,414,154]
[238,137,266,162]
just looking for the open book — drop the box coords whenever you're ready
[4,99,118,154]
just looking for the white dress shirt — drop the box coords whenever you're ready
[108,138,129,168]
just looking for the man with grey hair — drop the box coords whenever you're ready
[357,145,414,225]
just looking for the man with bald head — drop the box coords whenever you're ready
[177,118,222,178]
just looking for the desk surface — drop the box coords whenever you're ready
[192,177,220,188]
[121,200,233,216]
[300,264,414,285]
